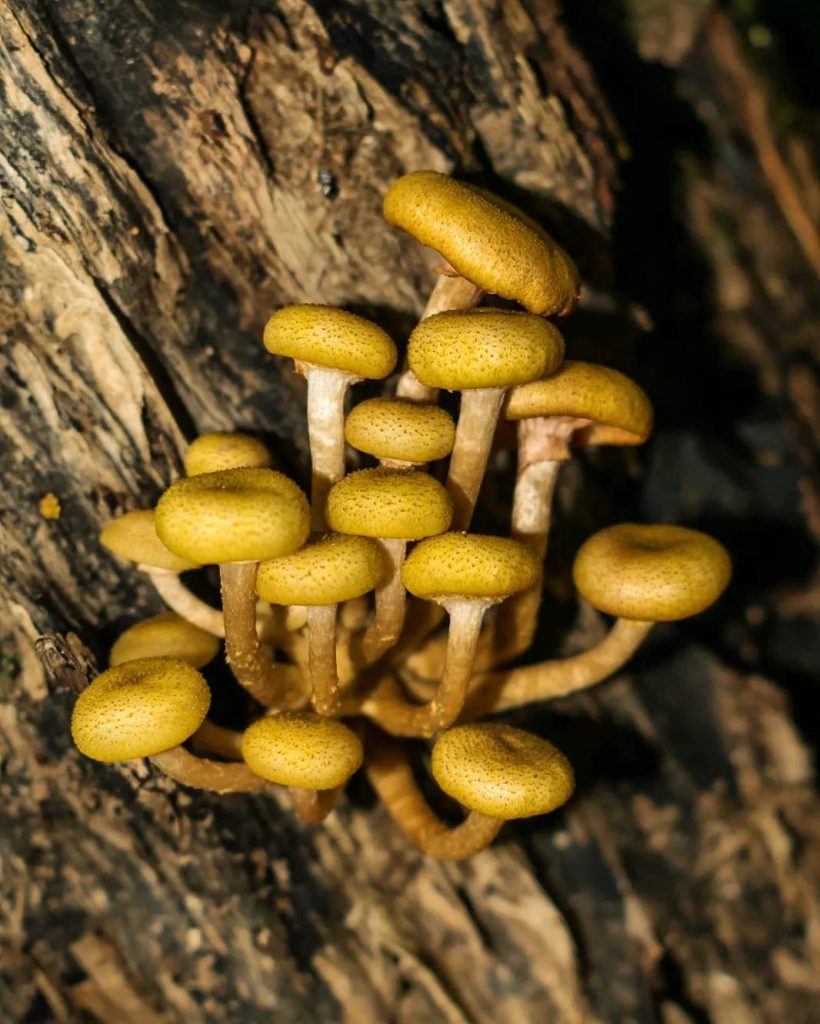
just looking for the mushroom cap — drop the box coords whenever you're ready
[326,468,453,541]
[505,361,653,445]
[242,712,363,789]
[109,613,220,669]
[185,432,271,476]
[383,171,580,316]
[573,523,732,622]
[71,658,211,763]
[263,305,397,379]
[432,723,575,819]
[155,468,310,565]
[402,532,540,601]
[100,509,200,573]
[345,398,455,464]
[257,534,385,606]
[407,309,564,391]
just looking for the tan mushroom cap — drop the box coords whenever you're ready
[402,533,540,601]
[257,534,385,607]
[326,468,453,541]
[383,171,580,316]
[71,658,211,763]
[100,509,200,573]
[155,468,309,565]
[263,305,397,379]
[345,398,455,464]
[185,432,271,476]
[432,723,575,819]
[573,523,732,622]
[109,613,220,669]
[505,361,653,446]
[408,309,564,391]
[242,712,363,789]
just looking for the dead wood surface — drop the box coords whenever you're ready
[1,2,818,1022]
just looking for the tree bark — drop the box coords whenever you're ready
[2,2,818,1022]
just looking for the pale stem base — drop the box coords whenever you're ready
[464,618,654,718]
[447,387,505,530]
[366,732,503,860]
[289,786,341,824]
[306,366,352,531]
[220,562,288,707]
[145,568,225,637]
[360,539,407,664]
[307,603,341,716]
[150,746,267,793]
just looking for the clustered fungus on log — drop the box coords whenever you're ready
[75,171,732,860]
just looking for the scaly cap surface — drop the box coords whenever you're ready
[345,398,455,464]
[109,613,220,669]
[257,534,385,606]
[185,432,271,476]
[402,533,539,600]
[242,712,363,789]
[326,468,452,541]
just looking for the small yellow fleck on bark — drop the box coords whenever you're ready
[39,493,61,519]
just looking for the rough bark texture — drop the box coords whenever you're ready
[1,2,818,1022]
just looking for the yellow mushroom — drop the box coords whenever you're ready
[465,524,732,718]
[326,468,453,663]
[408,309,564,529]
[257,535,386,715]
[71,658,264,792]
[263,305,397,529]
[242,712,363,822]
[184,432,271,476]
[367,723,574,859]
[364,533,539,736]
[155,468,310,707]
[344,397,455,469]
[109,612,220,669]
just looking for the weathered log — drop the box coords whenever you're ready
[2,2,818,1022]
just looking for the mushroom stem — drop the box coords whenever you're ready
[359,539,407,664]
[220,562,289,707]
[464,618,654,718]
[305,366,354,530]
[190,720,244,760]
[289,786,341,824]
[144,567,225,637]
[447,387,506,530]
[150,747,268,793]
[396,268,483,403]
[366,732,502,860]
[363,599,490,737]
[306,603,341,716]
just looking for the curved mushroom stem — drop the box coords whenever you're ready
[447,387,506,530]
[366,731,502,860]
[289,786,341,824]
[464,618,654,718]
[363,599,490,737]
[144,567,225,637]
[150,747,268,793]
[304,365,356,530]
[190,720,244,760]
[220,562,291,707]
[396,266,483,403]
[357,539,407,664]
[306,603,341,716]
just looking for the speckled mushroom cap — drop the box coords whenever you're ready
[344,398,455,464]
[402,533,540,601]
[383,171,580,316]
[263,305,397,379]
[155,468,309,565]
[505,361,653,446]
[242,712,363,789]
[432,723,575,819]
[185,432,271,476]
[256,534,386,606]
[71,658,210,763]
[100,509,200,573]
[326,468,453,541]
[407,309,564,391]
[109,613,220,669]
[573,524,732,622]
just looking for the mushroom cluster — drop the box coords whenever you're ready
[78,171,732,859]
